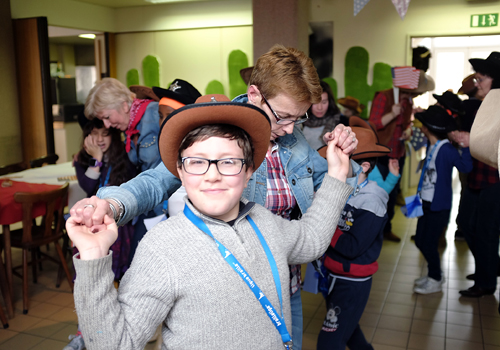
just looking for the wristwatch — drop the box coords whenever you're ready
[89,158,103,167]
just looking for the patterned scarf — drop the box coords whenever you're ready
[125,99,152,152]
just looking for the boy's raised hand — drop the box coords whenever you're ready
[388,158,400,176]
[66,214,118,260]
[323,124,358,156]
[325,132,351,183]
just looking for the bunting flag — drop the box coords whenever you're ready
[354,0,371,16]
[391,0,411,20]
[391,66,420,89]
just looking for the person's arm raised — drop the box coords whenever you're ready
[66,215,118,260]
[70,162,182,227]
[324,132,350,183]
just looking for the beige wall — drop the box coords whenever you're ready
[311,0,500,98]
[115,26,253,94]
[0,0,22,166]
[10,0,115,32]
[115,0,251,32]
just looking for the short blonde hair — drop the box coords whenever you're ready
[249,44,322,104]
[84,78,135,119]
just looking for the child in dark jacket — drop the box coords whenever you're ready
[74,118,137,280]
[412,106,472,294]
[67,119,137,350]
[316,119,391,350]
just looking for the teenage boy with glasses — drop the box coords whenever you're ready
[71,44,360,350]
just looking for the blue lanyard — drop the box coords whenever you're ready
[417,141,441,194]
[99,166,112,189]
[183,205,293,349]
[348,179,368,201]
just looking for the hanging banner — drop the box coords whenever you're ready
[354,0,371,16]
[391,0,411,20]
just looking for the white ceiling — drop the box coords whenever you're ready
[73,0,229,8]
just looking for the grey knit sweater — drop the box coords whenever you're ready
[73,175,352,350]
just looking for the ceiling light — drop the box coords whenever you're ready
[78,34,96,39]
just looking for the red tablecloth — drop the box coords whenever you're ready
[0,179,63,225]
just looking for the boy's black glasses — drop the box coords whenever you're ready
[261,94,309,125]
[181,157,246,176]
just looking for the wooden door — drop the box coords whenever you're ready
[13,17,54,162]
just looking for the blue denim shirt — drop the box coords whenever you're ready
[98,94,359,224]
[127,101,162,173]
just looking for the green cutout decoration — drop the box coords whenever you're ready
[205,80,225,95]
[228,50,249,99]
[142,55,160,88]
[126,69,140,87]
[344,47,392,119]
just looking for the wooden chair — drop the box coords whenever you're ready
[0,250,11,328]
[29,154,59,168]
[0,162,27,176]
[9,183,73,314]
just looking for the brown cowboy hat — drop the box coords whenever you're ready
[400,70,435,94]
[240,66,254,86]
[457,74,477,95]
[129,86,159,101]
[337,96,365,114]
[317,117,390,160]
[159,94,271,178]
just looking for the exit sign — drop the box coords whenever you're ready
[471,14,498,27]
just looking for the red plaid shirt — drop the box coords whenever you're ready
[370,93,411,159]
[468,158,500,190]
[265,143,301,295]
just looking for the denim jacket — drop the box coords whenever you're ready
[127,101,162,173]
[98,94,359,225]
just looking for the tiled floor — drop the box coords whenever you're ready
[301,176,500,350]
[1,175,499,349]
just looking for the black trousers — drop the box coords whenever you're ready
[459,183,500,290]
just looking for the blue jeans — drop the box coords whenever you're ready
[290,289,303,350]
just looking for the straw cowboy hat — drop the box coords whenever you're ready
[470,88,500,169]
[337,96,365,114]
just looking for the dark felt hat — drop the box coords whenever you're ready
[415,105,458,134]
[159,94,271,178]
[432,91,465,116]
[153,79,202,106]
[129,86,159,101]
[469,52,500,78]
[317,116,390,160]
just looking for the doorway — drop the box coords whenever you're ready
[411,34,500,109]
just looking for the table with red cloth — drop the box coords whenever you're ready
[0,179,63,225]
[0,162,86,317]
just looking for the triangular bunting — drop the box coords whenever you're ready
[354,0,371,16]
[391,0,411,20]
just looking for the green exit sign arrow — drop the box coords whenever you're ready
[471,14,498,27]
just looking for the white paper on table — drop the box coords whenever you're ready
[144,214,167,231]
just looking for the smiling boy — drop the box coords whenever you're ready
[67,94,352,350]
